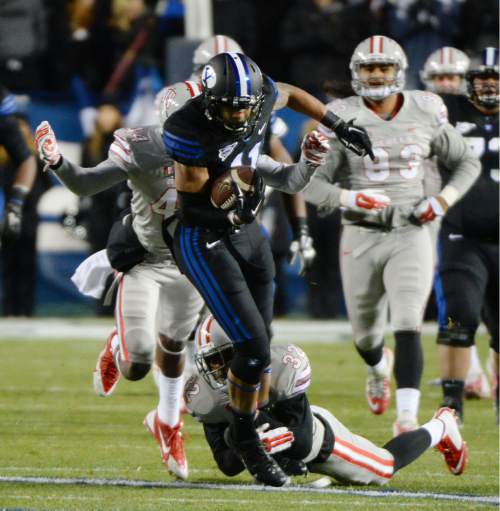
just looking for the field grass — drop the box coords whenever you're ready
[0,331,498,510]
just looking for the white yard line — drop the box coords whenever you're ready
[0,476,497,506]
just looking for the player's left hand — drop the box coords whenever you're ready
[334,119,375,160]
[300,130,330,167]
[257,423,294,454]
[412,196,448,224]
[289,225,316,276]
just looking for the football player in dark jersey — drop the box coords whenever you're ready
[435,47,499,423]
[163,52,373,486]
[0,86,36,244]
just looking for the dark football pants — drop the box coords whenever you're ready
[173,222,276,373]
[434,228,499,352]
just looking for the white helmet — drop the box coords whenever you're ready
[192,35,243,76]
[420,47,470,93]
[194,315,233,389]
[155,80,202,125]
[350,35,408,100]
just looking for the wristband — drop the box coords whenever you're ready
[320,110,343,131]
[290,216,308,239]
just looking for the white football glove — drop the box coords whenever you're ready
[289,234,316,276]
[411,196,448,224]
[340,188,391,215]
[256,423,295,454]
[35,121,61,169]
[300,130,330,167]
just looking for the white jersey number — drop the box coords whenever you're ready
[364,145,424,181]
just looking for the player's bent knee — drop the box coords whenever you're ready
[231,350,271,385]
[158,334,186,354]
[120,360,151,381]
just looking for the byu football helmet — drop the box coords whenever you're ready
[155,81,202,126]
[420,47,470,94]
[466,47,499,108]
[194,315,233,389]
[201,52,264,134]
[192,35,243,76]
[350,35,408,100]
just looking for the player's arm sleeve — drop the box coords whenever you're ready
[432,123,481,207]
[202,422,245,476]
[301,140,345,212]
[177,189,233,229]
[256,154,316,193]
[50,157,127,196]
[0,115,32,166]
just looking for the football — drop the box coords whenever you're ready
[210,166,255,209]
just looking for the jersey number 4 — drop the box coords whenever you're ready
[363,145,423,181]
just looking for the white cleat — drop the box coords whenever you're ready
[433,407,468,475]
[144,409,189,480]
[464,372,491,400]
[392,410,418,437]
[366,347,394,415]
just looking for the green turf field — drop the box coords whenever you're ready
[0,332,498,510]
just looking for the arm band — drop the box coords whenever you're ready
[177,190,232,229]
[320,110,343,131]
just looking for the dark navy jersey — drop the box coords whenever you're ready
[163,74,278,181]
[440,94,499,241]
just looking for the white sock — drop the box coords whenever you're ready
[421,418,445,447]
[372,351,388,375]
[157,372,184,427]
[396,388,420,419]
[468,345,482,375]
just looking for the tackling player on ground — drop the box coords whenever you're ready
[303,35,480,435]
[185,315,468,484]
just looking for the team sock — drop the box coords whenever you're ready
[157,373,184,426]
[356,344,384,367]
[383,428,432,472]
[421,417,446,448]
[396,388,420,419]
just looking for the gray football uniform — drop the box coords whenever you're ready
[303,91,480,349]
[185,344,396,485]
[185,344,312,424]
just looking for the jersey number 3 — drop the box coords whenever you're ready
[363,145,423,181]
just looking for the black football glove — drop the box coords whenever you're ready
[335,119,375,160]
[229,173,265,226]
[1,186,27,240]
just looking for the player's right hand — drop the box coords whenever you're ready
[256,423,295,455]
[340,189,391,214]
[35,121,61,169]
[228,174,265,225]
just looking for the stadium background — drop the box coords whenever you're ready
[0,0,497,318]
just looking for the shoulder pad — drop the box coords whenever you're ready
[109,126,169,171]
[410,90,448,126]
[270,344,312,401]
[163,106,206,166]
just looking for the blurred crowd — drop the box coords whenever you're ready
[0,0,498,317]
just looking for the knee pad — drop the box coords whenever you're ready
[437,326,475,348]
[231,348,271,385]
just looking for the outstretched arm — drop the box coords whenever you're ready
[275,83,374,160]
[35,121,127,196]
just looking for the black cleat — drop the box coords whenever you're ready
[234,438,289,486]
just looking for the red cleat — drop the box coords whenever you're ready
[366,347,394,415]
[144,409,188,480]
[93,329,120,397]
[434,407,468,475]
